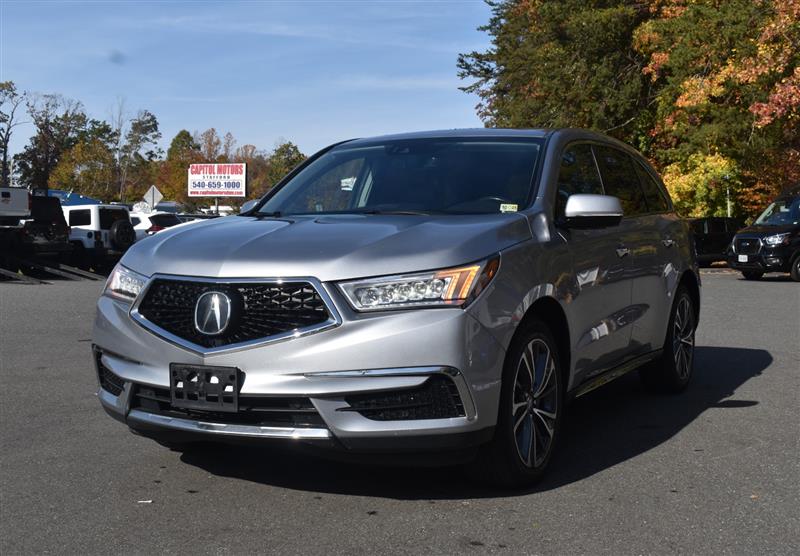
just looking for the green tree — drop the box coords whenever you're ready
[0,81,26,188]
[458,1,652,141]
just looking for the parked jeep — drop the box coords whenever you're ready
[62,204,136,269]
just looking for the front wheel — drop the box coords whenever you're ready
[470,319,564,487]
[790,255,800,282]
[741,271,763,280]
[640,286,696,393]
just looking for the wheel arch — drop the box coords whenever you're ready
[513,296,571,388]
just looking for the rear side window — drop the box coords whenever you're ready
[691,220,706,234]
[130,217,141,226]
[555,144,604,218]
[707,219,725,233]
[99,209,129,230]
[633,162,670,213]
[149,214,182,227]
[593,146,648,217]
[68,210,91,226]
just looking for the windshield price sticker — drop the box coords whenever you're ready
[188,163,247,197]
[500,203,518,213]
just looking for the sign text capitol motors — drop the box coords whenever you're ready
[188,163,247,197]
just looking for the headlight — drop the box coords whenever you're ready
[104,264,147,302]
[763,233,790,246]
[339,257,500,311]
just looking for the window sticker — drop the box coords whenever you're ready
[500,203,518,213]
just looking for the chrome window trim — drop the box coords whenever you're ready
[129,274,342,356]
[306,365,478,421]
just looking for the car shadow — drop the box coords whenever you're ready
[179,346,771,499]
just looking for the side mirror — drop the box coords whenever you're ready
[564,194,623,229]
[239,199,258,214]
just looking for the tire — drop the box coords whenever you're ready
[640,286,696,394]
[741,271,763,280]
[790,255,800,282]
[109,219,136,251]
[470,319,564,487]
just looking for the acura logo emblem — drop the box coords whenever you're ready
[194,291,232,335]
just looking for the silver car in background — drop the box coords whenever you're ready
[94,129,699,486]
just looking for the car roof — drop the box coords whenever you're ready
[342,128,552,147]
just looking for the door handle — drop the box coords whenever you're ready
[662,238,676,248]
[616,246,630,258]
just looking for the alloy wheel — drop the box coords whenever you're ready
[512,338,558,468]
[672,296,694,380]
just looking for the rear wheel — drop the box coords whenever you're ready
[741,271,763,280]
[640,286,696,393]
[471,319,563,487]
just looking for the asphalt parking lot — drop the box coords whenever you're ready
[1,272,798,555]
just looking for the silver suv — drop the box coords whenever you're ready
[94,129,699,486]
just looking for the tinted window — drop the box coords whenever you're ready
[130,217,141,226]
[633,162,670,213]
[259,138,543,215]
[69,210,91,226]
[691,220,706,234]
[31,197,65,224]
[149,214,182,227]
[707,219,725,233]
[555,144,604,218]
[593,146,648,217]
[99,209,129,230]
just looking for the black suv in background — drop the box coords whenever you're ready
[690,217,744,266]
[728,186,800,281]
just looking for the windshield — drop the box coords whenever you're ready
[257,138,542,216]
[754,197,800,226]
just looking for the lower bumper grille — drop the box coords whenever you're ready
[342,375,465,421]
[96,353,125,396]
[130,385,326,428]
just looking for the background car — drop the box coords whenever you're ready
[728,186,800,281]
[690,217,744,266]
[129,211,183,241]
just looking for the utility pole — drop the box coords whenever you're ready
[724,174,732,217]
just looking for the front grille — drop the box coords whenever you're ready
[96,352,125,396]
[735,238,761,255]
[131,385,326,428]
[342,375,465,421]
[137,279,332,348]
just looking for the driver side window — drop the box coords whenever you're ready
[556,144,604,219]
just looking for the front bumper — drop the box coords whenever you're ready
[93,289,505,454]
[727,244,793,273]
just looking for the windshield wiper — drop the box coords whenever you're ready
[255,211,282,218]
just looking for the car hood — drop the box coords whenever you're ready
[736,224,799,236]
[121,213,532,282]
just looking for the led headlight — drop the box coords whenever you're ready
[339,257,500,311]
[104,264,147,302]
[764,233,790,246]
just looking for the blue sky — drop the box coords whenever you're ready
[1,0,492,157]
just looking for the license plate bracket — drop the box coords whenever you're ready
[169,363,239,413]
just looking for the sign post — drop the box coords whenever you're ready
[188,163,246,215]
[143,185,163,211]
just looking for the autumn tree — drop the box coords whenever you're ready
[14,94,87,190]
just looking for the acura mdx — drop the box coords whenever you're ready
[94,129,700,486]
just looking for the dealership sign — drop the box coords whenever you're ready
[188,163,246,197]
